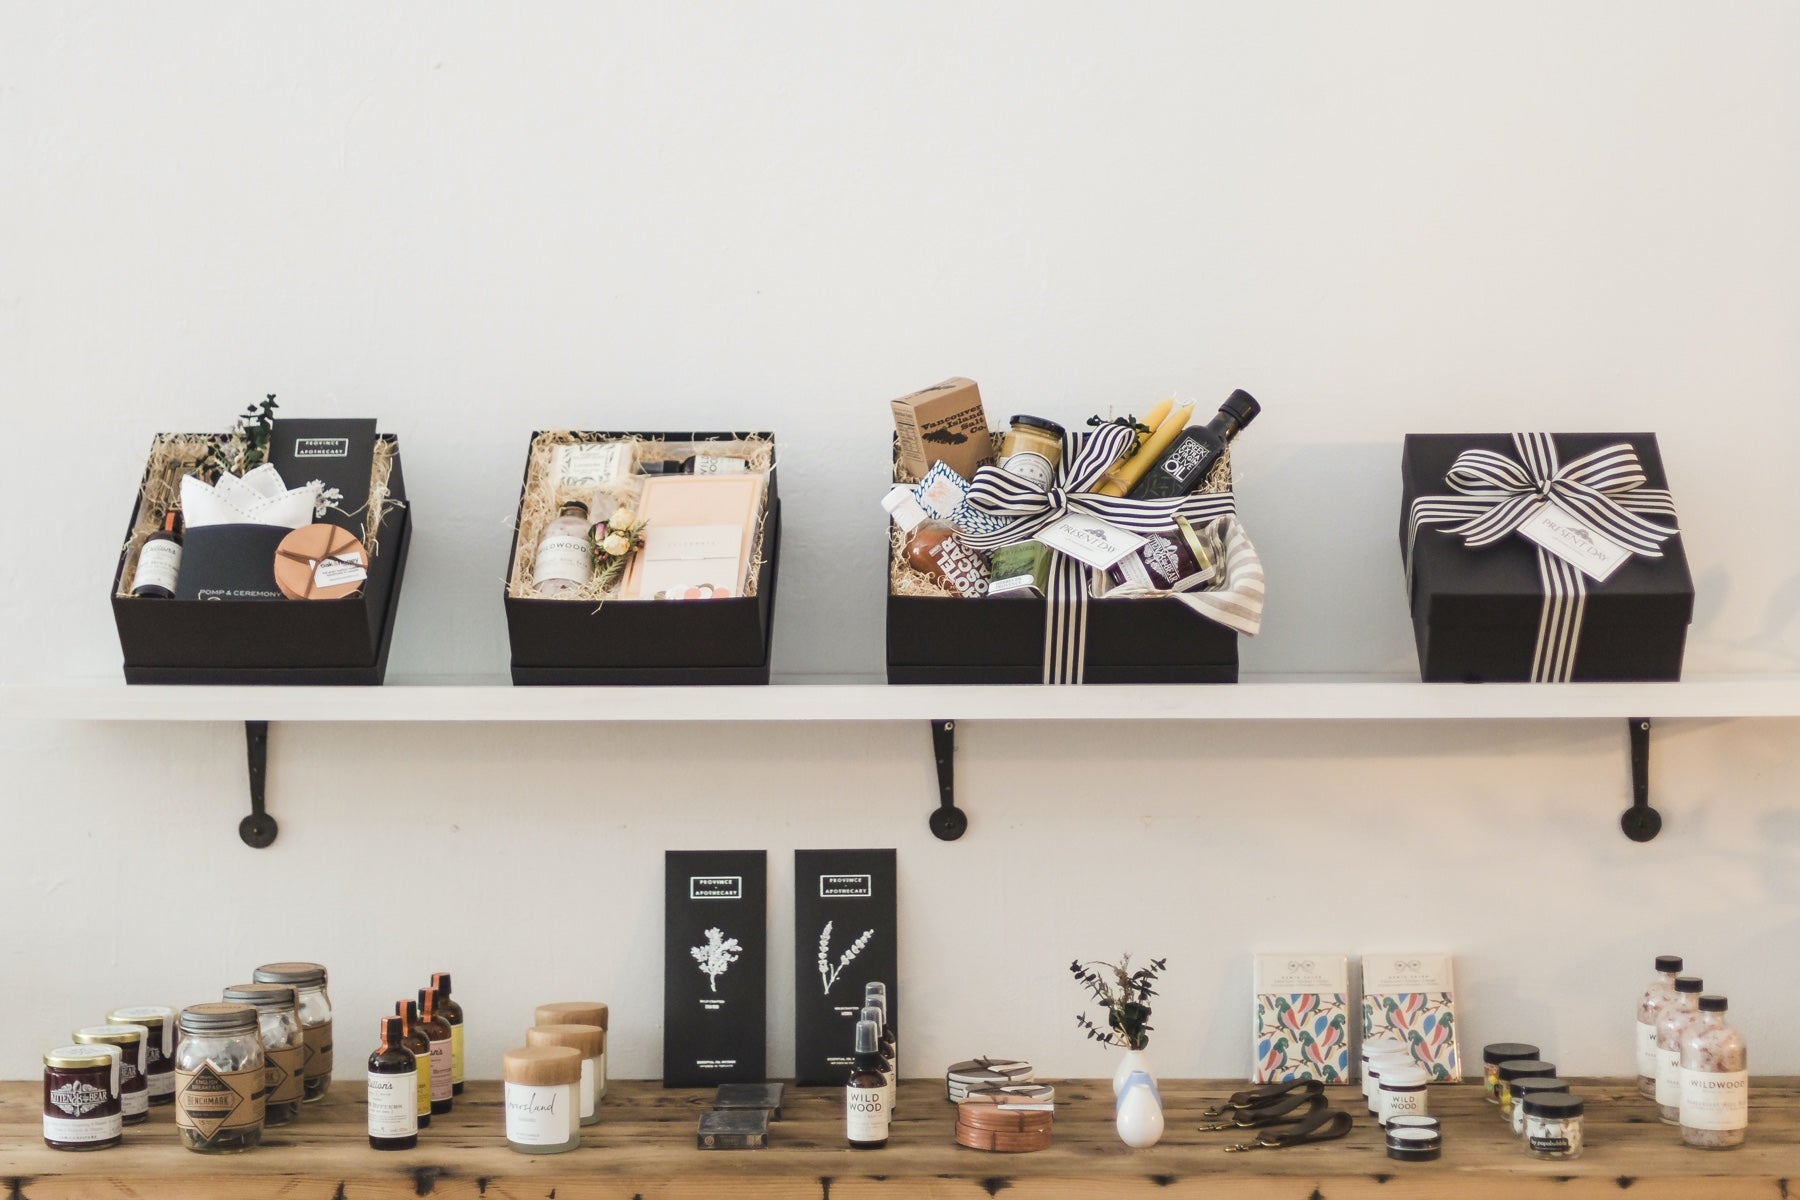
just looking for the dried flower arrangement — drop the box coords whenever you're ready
[1071,954,1167,1051]
[198,394,279,483]
[587,505,649,592]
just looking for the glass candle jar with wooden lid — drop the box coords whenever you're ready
[535,1003,609,1099]
[223,984,305,1127]
[527,1024,605,1126]
[252,963,332,1100]
[503,1046,582,1154]
[174,1003,264,1154]
[71,1026,148,1125]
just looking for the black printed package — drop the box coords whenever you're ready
[664,851,767,1087]
[793,849,897,1086]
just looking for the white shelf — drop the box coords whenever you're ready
[5,673,1800,723]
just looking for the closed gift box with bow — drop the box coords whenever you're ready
[1399,432,1694,683]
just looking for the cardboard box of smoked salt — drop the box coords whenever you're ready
[891,378,994,483]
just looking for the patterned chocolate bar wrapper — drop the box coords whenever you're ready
[1361,992,1461,1082]
[1254,993,1350,1084]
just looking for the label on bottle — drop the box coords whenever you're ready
[691,454,749,476]
[175,1063,264,1140]
[1158,437,1218,488]
[267,1044,304,1105]
[1636,1019,1660,1081]
[428,1037,453,1102]
[1527,1116,1582,1155]
[303,1020,333,1081]
[412,1045,432,1114]
[578,1056,598,1120]
[532,532,593,588]
[147,1068,175,1099]
[450,1024,465,1086]
[368,1071,418,1138]
[133,538,183,595]
[1656,1045,1683,1107]
[44,1112,121,1144]
[846,1086,889,1142]
[1517,503,1632,583]
[998,450,1056,489]
[1681,1070,1749,1131]
[505,1082,572,1146]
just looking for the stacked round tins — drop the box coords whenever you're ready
[946,1059,1053,1153]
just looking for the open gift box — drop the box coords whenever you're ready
[503,431,780,685]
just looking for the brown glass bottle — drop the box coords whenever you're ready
[418,989,454,1114]
[368,1017,419,1151]
[846,1020,890,1149]
[131,509,184,598]
[395,1001,432,1129]
[430,973,465,1096]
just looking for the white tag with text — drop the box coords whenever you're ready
[1037,514,1146,571]
[1517,504,1631,582]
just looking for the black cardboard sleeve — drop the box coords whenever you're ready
[792,849,897,1086]
[664,850,767,1088]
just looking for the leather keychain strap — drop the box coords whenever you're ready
[1202,1077,1325,1117]
[1200,1089,1327,1131]
[1225,1106,1355,1152]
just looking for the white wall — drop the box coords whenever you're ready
[4,1,1799,1082]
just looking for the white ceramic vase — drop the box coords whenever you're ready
[1112,1048,1158,1096]
[1115,1067,1165,1149]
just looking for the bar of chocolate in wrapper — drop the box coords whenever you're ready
[697,1108,771,1149]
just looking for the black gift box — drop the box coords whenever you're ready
[1400,433,1694,683]
[792,850,897,1087]
[110,432,410,685]
[664,851,767,1087]
[504,432,780,686]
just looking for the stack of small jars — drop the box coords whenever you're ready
[500,1001,609,1155]
[1480,1041,1583,1160]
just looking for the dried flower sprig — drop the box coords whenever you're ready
[588,506,648,591]
[199,394,279,483]
[817,921,875,995]
[1071,954,1167,1051]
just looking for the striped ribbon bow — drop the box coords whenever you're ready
[960,422,1251,684]
[1407,433,1679,683]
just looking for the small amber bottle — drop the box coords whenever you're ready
[418,989,454,1115]
[846,1019,890,1149]
[367,1017,418,1151]
[429,973,465,1096]
[394,1001,432,1129]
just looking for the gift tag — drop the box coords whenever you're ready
[1036,513,1147,571]
[1517,503,1632,582]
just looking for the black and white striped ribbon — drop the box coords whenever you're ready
[961,423,1239,685]
[1406,433,1679,683]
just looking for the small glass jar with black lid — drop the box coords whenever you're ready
[1497,1059,1557,1117]
[43,1044,122,1151]
[1524,1093,1584,1159]
[253,962,332,1100]
[1481,1042,1540,1103]
[175,1003,265,1154]
[1509,1077,1571,1138]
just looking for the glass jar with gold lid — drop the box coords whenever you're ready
[107,1006,175,1105]
[72,1025,149,1125]
[997,415,1065,488]
[43,1044,122,1151]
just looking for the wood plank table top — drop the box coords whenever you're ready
[3,1077,1795,1199]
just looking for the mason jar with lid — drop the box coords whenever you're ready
[72,1025,149,1125]
[175,1003,265,1153]
[253,962,332,1099]
[107,1007,175,1105]
[43,1044,122,1150]
[224,984,306,1126]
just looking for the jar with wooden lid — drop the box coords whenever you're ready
[224,984,305,1126]
[71,1025,149,1125]
[107,1007,175,1105]
[535,1002,608,1099]
[527,1024,605,1126]
[43,1044,122,1150]
[253,962,332,1099]
[175,1003,265,1153]
[503,1045,582,1154]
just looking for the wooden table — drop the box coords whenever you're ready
[3,1078,1794,1198]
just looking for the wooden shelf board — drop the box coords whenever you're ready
[6,673,1800,724]
[2,1078,1793,1199]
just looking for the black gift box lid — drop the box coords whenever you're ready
[1399,433,1693,683]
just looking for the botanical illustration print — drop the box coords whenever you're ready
[1362,992,1461,1082]
[1254,993,1349,1083]
[691,927,742,993]
[816,921,874,995]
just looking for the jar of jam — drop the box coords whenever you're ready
[997,416,1065,488]
[175,1003,265,1154]
[43,1044,122,1150]
[108,1007,176,1105]
[254,962,332,1100]
[224,983,306,1126]
[72,1025,149,1125]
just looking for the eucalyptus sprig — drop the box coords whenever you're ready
[1071,954,1167,1051]
[199,394,279,482]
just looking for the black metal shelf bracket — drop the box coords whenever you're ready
[1621,717,1662,843]
[928,719,967,841]
[240,720,279,849]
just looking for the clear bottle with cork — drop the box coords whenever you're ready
[1636,954,1683,1099]
[846,1019,890,1149]
[418,988,454,1115]
[1680,995,1748,1149]
[367,1017,418,1151]
[1656,975,1705,1124]
[532,500,594,596]
[429,973,465,1096]
[395,1000,433,1130]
